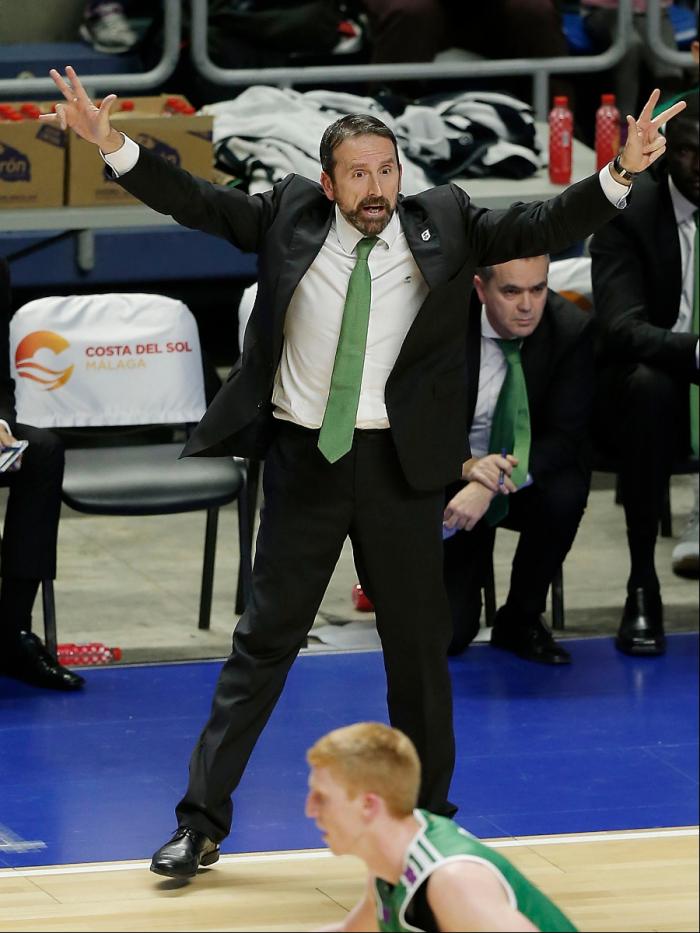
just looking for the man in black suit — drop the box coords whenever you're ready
[45,65,682,878]
[590,94,699,657]
[442,256,592,664]
[0,258,84,691]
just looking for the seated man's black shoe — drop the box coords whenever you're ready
[150,827,220,879]
[0,632,85,691]
[616,587,665,656]
[490,609,572,665]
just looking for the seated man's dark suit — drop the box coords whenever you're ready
[0,258,73,686]
[115,145,620,846]
[444,289,593,654]
[590,158,698,651]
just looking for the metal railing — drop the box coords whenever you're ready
[646,0,696,69]
[0,0,694,116]
[0,0,181,97]
[190,0,638,121]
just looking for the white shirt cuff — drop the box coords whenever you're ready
[599,164,630,209]
[100,133,139,177]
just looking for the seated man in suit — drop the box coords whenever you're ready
[0,257,84,691]
[590,94,699,656]
[442,255,593,664]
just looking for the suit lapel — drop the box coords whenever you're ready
[398,200,448,290]
[272,201,334,351]
[655,181,682,322]
[466,294,482,425]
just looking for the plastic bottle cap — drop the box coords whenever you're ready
[601,94,616,105]
[553,96,569,107]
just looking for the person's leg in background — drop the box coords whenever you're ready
[489,465,590,664]
[0,424,84,691]
[444,0,574,103]
[360,0,445,64]
[600,364,686,655]
[441,483,497,655]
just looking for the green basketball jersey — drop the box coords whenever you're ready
[372,810,577,932]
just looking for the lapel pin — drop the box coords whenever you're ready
[421,229,431,242]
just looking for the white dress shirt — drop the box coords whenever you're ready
[101,135,630,428]
[669,175,698,337]
[468,308,516,459]
[272,207,427,428]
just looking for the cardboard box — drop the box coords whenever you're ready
[0,102,66,209]
[66,94,214,207]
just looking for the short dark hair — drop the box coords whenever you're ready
[319,114,400,177]
[476,255,550,282]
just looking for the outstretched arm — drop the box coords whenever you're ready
[40,66,280,252]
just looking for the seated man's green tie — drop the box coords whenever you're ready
[318,236,378,463]
[485,339,531,526]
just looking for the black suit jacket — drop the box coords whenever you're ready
[0,257,17,433]
[117,148,619,491]
[466,290,595,483]
[589,162,698,384]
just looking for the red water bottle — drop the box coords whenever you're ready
[351,583,374,612]
[595,93,621,171]
[57,642,122,665]
[548,95,573,185]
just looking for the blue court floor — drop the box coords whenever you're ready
[0,633,697,868]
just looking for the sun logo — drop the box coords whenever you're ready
[14,330,74,390]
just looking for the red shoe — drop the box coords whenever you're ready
[352,583,374,612]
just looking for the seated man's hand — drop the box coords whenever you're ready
[443,482,495,533]
[462,454,518,493]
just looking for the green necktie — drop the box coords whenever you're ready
[485,339,531,527]
[691,211,699,458]
[318,236,378,463]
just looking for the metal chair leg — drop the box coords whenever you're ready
[551,564,565,631]
[198,507,218,630]
[483,556,497,627]
[235,458,259,615]
[660,482,673,538]
[42,579,57,657]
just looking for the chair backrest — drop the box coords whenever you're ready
[9,293,206,429]
[547,256,593,312]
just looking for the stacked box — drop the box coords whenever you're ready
[0,102,66,209]
[66,94,214,207]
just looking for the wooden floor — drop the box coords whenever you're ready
[1,828,697,932]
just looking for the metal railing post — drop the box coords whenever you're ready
[645,0,696,70]
[190,0,635,108]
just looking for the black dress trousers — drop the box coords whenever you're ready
[176,420,456,841]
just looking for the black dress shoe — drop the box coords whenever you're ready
[491,611,571,665]
[0,632,85,691]
[616,587,665,657]
[150,827,220,879]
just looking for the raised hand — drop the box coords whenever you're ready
[619,88,687,174]
[39,65,120,152]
